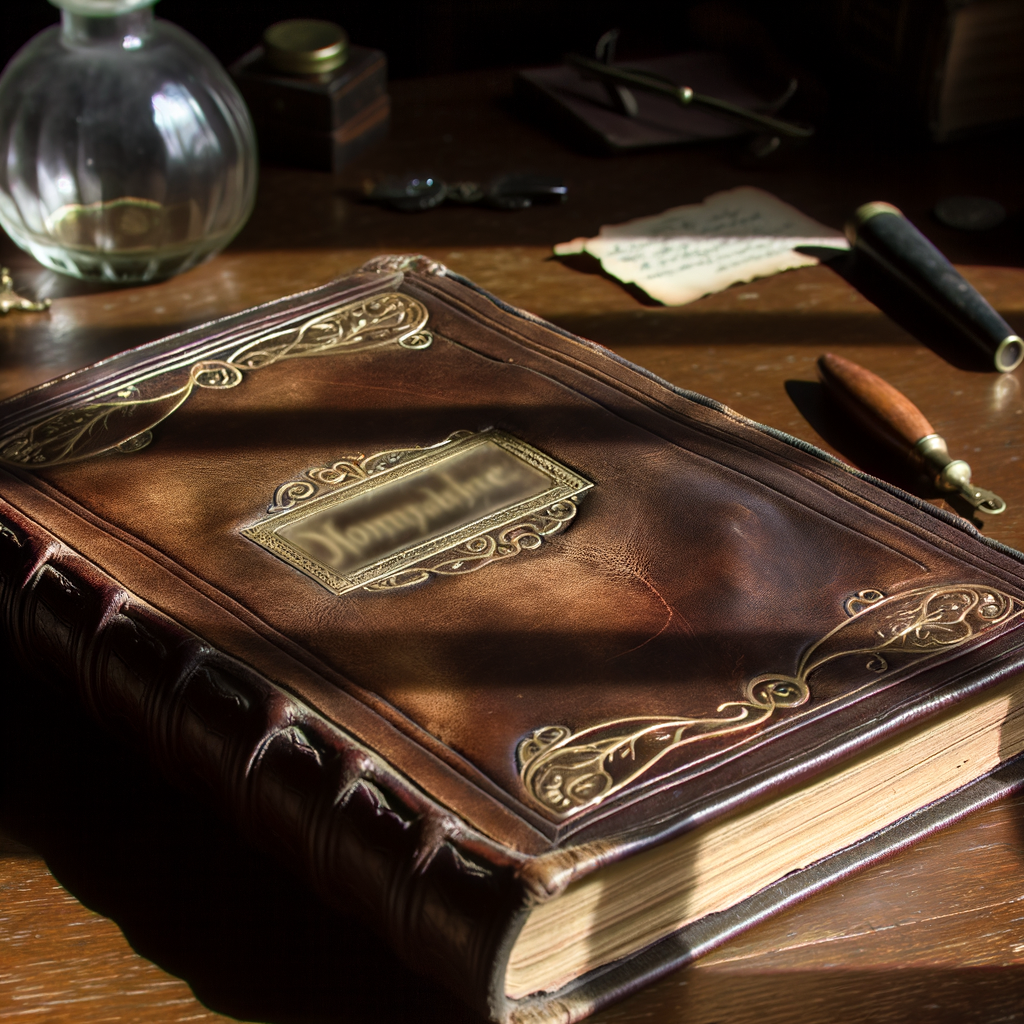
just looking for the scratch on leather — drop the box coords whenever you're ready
[608,560,676,658]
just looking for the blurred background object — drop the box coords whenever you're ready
[231,19,389,174]
[934,195,1007,231]
[750,0,1024,143]
[516,46,807,155]
[1,1,695,83]
[366,171,566,211]
[3,1,1021,145]
[0,0,257,283]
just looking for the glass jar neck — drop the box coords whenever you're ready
[61,6,155,48]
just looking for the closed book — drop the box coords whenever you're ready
[1,256,1023,1023]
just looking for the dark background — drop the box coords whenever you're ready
[4,2,706,78]
[2,1,818,82]
[0,1,852,144]
[2,2,1020,164]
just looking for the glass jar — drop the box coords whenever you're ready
[0,0,258,283]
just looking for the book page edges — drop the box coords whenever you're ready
[505,667,1024,999]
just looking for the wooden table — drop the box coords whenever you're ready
[2,69,1024,1024]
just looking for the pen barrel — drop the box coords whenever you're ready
[817,352,933,457]
[846,202,1024,372]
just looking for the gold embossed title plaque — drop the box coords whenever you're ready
[243,431,593,593]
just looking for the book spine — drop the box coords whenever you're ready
[0,496,527,1020]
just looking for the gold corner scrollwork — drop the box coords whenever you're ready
[0,292,431,468]
[518,584,1024,819]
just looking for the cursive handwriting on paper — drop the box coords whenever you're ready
[554,186,849,306]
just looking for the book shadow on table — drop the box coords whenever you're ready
[0,658,481,1024]
[608,964,1024,1024]
[549,251,664,307]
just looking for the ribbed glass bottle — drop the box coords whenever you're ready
[0,0,257,283]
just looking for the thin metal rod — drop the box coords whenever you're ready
[565,54,815,139]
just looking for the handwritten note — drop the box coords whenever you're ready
[554,186,849,306]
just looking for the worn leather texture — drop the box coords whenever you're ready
[2,261,1024,1023]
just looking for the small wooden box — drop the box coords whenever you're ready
[231,45,389,173]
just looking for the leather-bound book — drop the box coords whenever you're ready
[2,256,1024,1023]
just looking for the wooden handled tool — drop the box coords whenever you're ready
[817,353,1006,515]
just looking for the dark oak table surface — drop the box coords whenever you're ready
[2,68,1024,1024]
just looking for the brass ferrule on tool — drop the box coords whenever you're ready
[817,352,1008,518]
[914,434,1006,515]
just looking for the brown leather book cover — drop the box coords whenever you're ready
[1,256,1024,1023]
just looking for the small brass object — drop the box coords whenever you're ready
[263,19,349,75]
[914,434,1006,515]
[0,267,50,315]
